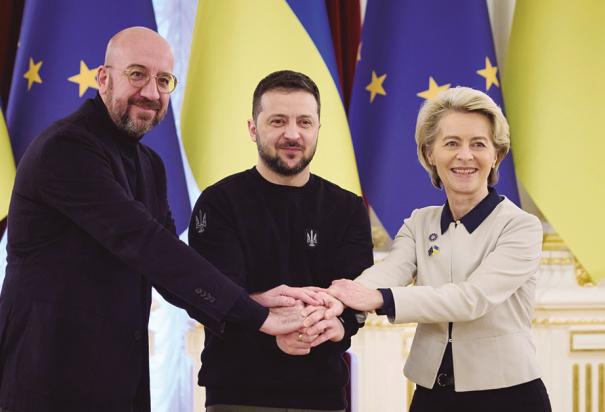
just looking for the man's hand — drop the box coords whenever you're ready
[259,302,305,336]
[276,330,318,355]
[301,291,345,321]
[306,316,345,347]
[251,284,321,308]
[301,305,327,328]
[328,279,384,312]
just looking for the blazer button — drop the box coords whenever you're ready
[134,330,143,341]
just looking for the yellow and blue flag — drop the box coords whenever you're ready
[181,0,361,195]
[0,106,15,220]
[7,0,191,232]
[504,1,605,282]
[349,1,519,237]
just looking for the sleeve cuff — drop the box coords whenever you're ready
[226,294,269,331]
[376,288,395,319]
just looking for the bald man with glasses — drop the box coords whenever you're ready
[0,27,316,412]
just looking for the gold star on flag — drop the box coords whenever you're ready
[366,70,387,103]
[23,58,43,91]
[476,57,500,90]
[417,77,450,100]
[68,60,100,97]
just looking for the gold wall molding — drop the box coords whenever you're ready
[541,256,576,266]
[598,364,604,412]
[534,318,605,327]
[541,232,595,286]
[587,364,593,412]
[543,233,568,251]
[361,316,605,328]
[570,330,605,352]
[574,363,580,412]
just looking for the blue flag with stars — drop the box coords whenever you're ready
[348,0,519,237]
[7,0,191,232]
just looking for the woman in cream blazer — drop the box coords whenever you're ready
[329,87,551,412]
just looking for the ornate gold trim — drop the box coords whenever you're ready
[542,233,568,251]
[533,318,605,327]
[574,364,580,412]
[541,256,576,265]
[587,364,593,412]
[598,364,603,412]
[570,330,605,352]
[577,264,596,287]
[540,232,594,285]
[536,306,605,311]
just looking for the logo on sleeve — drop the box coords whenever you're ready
[306,229,318,248]
[195,210,207,234]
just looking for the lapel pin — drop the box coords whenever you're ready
[428,245,440,256]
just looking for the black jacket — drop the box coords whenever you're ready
[0,97,266,412]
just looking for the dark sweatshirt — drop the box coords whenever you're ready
[189,167,373,410]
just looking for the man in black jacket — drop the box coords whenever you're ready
[0,28,315,412]
[189,71,374,412]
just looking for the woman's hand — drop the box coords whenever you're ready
[327,279,384,312]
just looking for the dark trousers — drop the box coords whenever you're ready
[409,378,551,412]
[206,406,345,412]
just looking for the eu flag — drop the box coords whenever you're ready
[349,0,519,237]
[7,0,191,232]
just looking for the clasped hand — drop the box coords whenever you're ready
[252,285,346,356]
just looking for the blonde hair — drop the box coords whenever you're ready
[415,86,510,188]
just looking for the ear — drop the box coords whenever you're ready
[426,147,434,166]
[97,66,109,95]
[247,119,257,142]
[493,150,502,168]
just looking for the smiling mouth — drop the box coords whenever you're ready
[278,144,303,152]
[133,104,158,112]
[451,167,478,175]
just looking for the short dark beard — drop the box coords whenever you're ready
[257,141,316,176]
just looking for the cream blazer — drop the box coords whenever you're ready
[356,198,543,391]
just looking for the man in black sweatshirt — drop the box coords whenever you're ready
[189,70,374,412]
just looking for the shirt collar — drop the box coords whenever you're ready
[440,187,504,234]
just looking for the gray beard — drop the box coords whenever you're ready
[118,110,158,138]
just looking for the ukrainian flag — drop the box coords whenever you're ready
[0,109,15,220]
[181,0,361,195]
[504,1,605,283]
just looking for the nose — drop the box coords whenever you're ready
[283,121,301,141]
[139,77,160,101]
[456,144,474,161]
